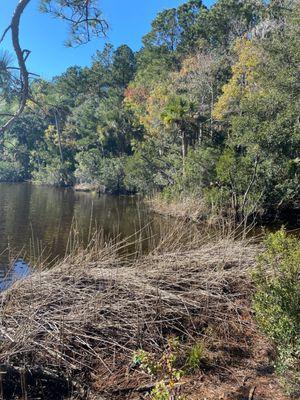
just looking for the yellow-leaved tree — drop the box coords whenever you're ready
[213,37,260,121]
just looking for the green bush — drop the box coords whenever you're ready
[124,152,158,194]
[98,156,128,194]
[133,337,185,400]
[32,158,74,187]
[253,229,300,394]
[75,151,130,194]
[0,160,24,182]
[183,147,219,193]
[184,341,206,374]
[75,149,103,185]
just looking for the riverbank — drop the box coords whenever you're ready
[0,229,288,399]
[147,193,300,228]
[74,183,107,193]
[146,194,207,223]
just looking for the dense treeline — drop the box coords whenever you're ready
[0,0,299,222]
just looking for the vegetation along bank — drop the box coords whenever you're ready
[1,0,299,224]
[0,0,299,399]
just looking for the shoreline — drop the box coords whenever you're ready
[0,230,288,399]
[145,195,206,223]
[0,181,299,228]
[147,193,300,229]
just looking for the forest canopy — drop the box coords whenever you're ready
[0,0,299,223]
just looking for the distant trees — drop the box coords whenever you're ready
[0,0,299,221]
[112,45,137,90]
[213,5,300,220]
[162,96,197,172]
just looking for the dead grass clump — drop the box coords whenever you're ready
[147,194,207,222]
[0,231,260,399]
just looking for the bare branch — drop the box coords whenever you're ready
[41,0,108,46]
[0,25,11,45]
[0,0,108,134]
[0,113,15,117]
[0,0,108,135]
[0,0,31,135]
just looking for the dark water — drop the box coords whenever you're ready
[1,183,298,290]
[0,183,168,288]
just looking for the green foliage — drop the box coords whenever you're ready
[162,96,196,126]
[111,45,136,89]
[32,157,73,187]
[0,160,24,182]
[206,0,264,48]
[184,340,206,373]
[183,147,219,193]
[253,229,300,394]
[75,149,102,185]
[98,157,127,194]
[124,152,157,194]
[132,337,207,399]
[133,337,185,400]
[142,7,181,52]
[211,3,300,219]
[1,0,299,224]
[75,151,129,194]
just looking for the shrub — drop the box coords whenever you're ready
[0,160,24,182]
[184,341,206,373]
[183,147,219,194]
[133,337,185,400]
[32,158,74,187]
[75,151,132,194]
[75,149,102,184]
[98,156,128,194]
[124,152,158,194]
[253,229,300,395]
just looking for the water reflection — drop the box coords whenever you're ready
[0,183,169,289]
[0,257,31,291]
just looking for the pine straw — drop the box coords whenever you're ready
[0,229,261,398]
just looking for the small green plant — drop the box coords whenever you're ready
[184,340,206,373]
[253,228,300,394]
[133,337,185,400]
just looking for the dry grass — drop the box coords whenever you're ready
[0,225,264,399]
[74,183,106,193]
[74,183,98,192]
[147,194,207,222]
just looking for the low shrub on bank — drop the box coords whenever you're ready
[32,158,74,187]
[75,151,134,194]
[0,160,24,182]
[253,229,300,395]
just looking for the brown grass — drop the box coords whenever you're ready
[0,226,284,399]
[146,194,206,222]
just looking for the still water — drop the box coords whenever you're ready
[0,183,167,289]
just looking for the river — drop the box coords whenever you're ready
[0,183,170,289]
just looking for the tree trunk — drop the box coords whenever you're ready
[210,85,214,138]
[181,130,188,176]
[54,112,64,164]
[0,0,31,135]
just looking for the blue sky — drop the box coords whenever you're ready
[0,0,215,80]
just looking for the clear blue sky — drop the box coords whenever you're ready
[0,0,215,80]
